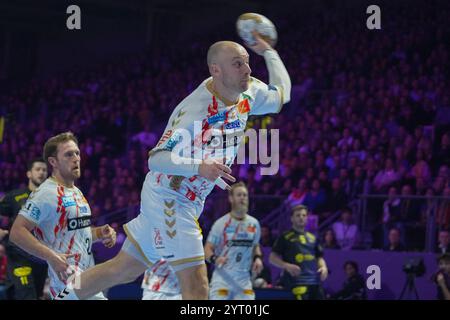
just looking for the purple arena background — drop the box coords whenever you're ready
[1,0,450,300]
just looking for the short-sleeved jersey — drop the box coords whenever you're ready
[272,229,323,286]
[18,177,95,295]
[146,77,282,204]
[207,213,261,275]
[141,259,180,295]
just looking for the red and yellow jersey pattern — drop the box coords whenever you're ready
[18,177,95,296]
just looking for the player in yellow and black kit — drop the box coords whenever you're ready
[0,158,48,299]
[270,204,328,300]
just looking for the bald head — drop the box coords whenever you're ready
[207,41,248,66]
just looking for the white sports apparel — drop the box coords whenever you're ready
[124,75,282,271]
[18,177,106,300]
[141,259,180,298]
[207,213,260,300]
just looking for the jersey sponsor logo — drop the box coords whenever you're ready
[227,239,253,247]
[185,189,196,201]
[24,202,41,221]
[30,206,41,221]
[79,206,88,214]
[67,216,91,231]
[237,232,250,238]
[247,224,257,233]
[237,99,251,114]
[26,203,41,221]
[62,196,76,207]
[224,120,241,130]
[164,131,181,151]
[207,111,227,125]
[207,133,241,149]
[156,129,174,147]
[154,228,164,249]
[295,253,315,263]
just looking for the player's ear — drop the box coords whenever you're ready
[26,171,32,179]
[209,63,220,77]
[48,156,57,168]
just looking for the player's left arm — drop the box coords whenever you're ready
[252,221,263,274]
[315,238,328,281]
[252,244,264,274]
[246,32,291,115]
[91,224,116,248]
[316,241,328,282]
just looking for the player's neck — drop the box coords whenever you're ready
[28,181,38,192]
[208,79,239,106]
[230,211,246,221]
[51,173,75,188]
[293,226,305,233]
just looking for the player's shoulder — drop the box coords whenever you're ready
[245,214,260,225]
[3,187,29,201]
[214,213,231,225]
[28,179,58,203]
[305,232,317,243]
[244,76,277,102]
[178,78,213,107]
[281,230,296,240]
[247,76,269,92]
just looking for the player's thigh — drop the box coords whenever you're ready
[176,264,208,292]
[108,247,148,282]
[124,190,204,268]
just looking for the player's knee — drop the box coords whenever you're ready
[186,280,208,299]
[182,273,208,299]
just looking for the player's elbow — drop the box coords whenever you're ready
[282,81,291,105]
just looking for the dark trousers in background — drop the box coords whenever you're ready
[6,249,48,300]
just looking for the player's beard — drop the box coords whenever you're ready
[232,202,248,216]
[239,78,250,92]
[30,176,45,188]
[72,168,81,179]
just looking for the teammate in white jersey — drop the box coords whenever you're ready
[205,182,263,300]
[10,132,117,300]
[141,259,181,300]
[54,32,290,300]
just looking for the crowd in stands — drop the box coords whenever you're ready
[1,1,449,255]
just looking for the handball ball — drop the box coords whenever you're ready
[236,13,277,47]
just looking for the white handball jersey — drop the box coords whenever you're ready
[146,76,283,203]
[207,213,261,275]
[141,259,180,295]
[18,177,96,297]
